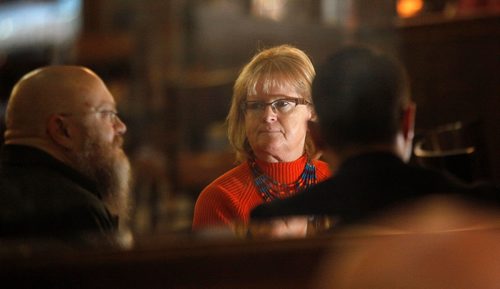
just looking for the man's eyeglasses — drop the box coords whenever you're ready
[95,109,120,122]
[60,108,120,123]
[242,97,310,115]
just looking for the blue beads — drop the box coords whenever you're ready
[249,159,317,202]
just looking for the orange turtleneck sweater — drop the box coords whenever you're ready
[192,155,331,231]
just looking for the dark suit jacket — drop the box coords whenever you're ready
[0,145,118,243]
[251,152,500,225]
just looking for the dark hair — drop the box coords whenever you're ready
[313,45,410,150]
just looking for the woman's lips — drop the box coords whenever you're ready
[260,128,281,134]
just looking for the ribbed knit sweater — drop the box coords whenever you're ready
[192,155,331,230]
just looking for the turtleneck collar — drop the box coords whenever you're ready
[253,155,308,184]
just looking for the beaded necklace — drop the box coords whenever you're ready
[249,158,317,202]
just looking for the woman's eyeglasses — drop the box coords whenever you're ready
[242,97,310,115]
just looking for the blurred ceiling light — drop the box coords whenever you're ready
[397,0,424,18]
[251,0,287,21]
[0,0,82,51]
[0,18,14,40]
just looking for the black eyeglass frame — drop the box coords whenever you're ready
[241,97,311,113]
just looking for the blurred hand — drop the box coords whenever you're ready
[247,217,308,239]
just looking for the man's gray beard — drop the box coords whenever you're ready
[74,138,132,223]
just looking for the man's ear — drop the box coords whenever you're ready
[47,114,73,149]
[401,102,416,142]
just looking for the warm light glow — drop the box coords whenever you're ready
[397,0,424,18]
[251,0,287,21]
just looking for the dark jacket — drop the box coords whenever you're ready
[251,152,500,225]
[0,145,118,243]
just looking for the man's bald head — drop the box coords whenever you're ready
[5,65,108,142]
[3,65,131,222]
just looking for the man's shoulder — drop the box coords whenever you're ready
[0,160,104,209]
[0,162,116,238]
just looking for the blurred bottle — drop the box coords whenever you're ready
[413,121,491,183]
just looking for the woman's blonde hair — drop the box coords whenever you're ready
[226,44,316,162]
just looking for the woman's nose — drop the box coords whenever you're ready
[262,104,278,122]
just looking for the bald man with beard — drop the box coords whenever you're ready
[0,66,131,246]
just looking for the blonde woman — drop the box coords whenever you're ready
[192,45,331,231]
